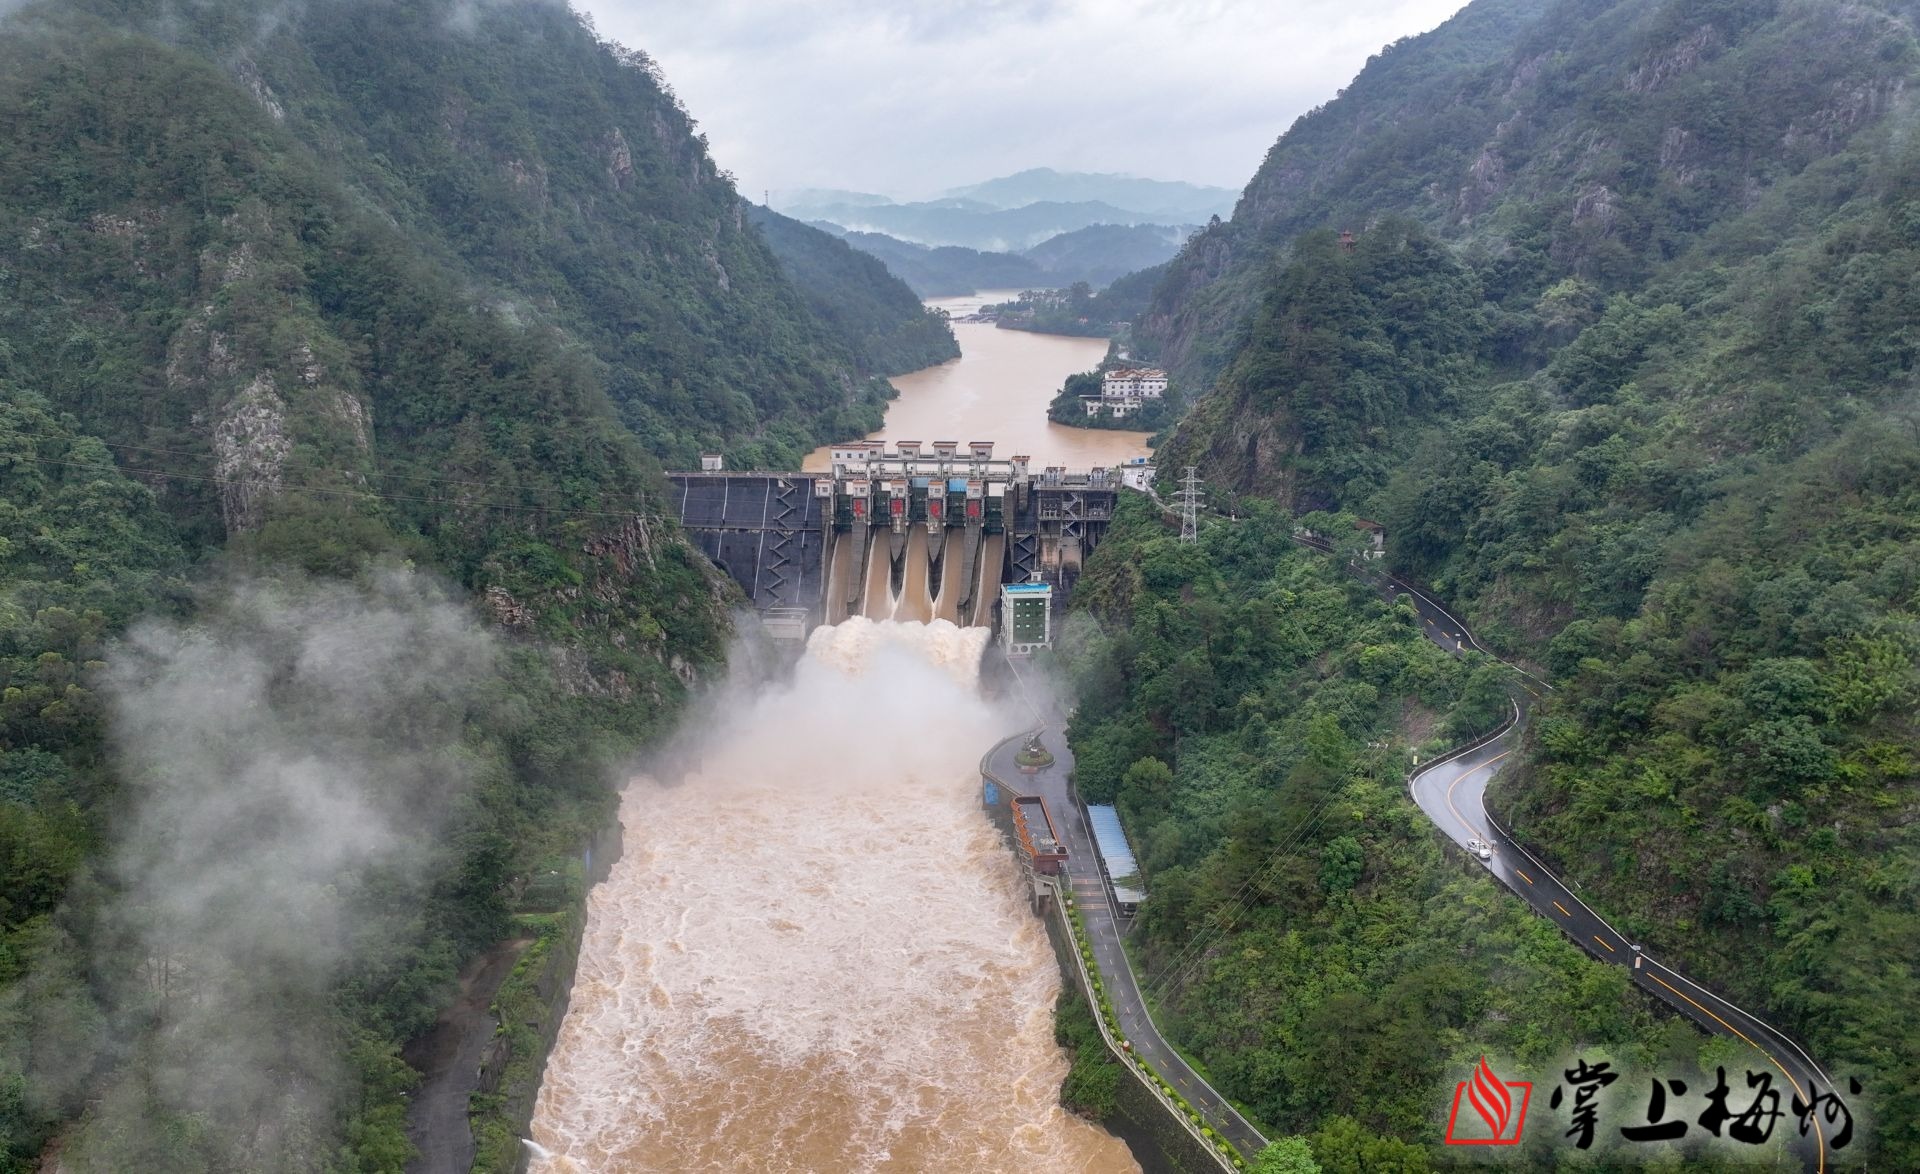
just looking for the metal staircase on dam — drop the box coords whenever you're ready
[664,443,1139,639]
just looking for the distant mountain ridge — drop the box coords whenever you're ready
[769,169,1217,297]
[784,196,1184,252]
[776,168,1227,251]
[941,167,1235,218]
[812,222,1193,297]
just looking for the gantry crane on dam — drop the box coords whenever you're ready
[666,441,1151,641]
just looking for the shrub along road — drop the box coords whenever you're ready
[1350,548,1849,1171]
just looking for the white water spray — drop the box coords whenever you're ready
[528,618,1135,1172]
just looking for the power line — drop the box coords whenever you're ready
[1143,785,1350,1003]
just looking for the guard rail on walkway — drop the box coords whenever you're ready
[982,729,1245,1171]
[1050,883,1243,1172]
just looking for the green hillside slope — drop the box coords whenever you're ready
[78,0,897,470]
[1121,0,1920,1165]
[745,205,959,375]
[0,0,898,1166]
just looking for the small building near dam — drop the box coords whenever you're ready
[1086,804,1146,920]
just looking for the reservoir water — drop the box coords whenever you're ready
[529,302,1146,1170]
[805,292,1152,471]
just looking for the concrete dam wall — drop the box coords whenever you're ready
[668,442,1132,637]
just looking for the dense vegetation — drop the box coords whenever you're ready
[832,230,1047,297]
[744,206,957,375]
[1045,362,1185,433]
[1123,0,1920,1165]
[0,0,939,1165]
[61,0,901,471]
[1060,497,1802,1168]
[993,264,1162,342]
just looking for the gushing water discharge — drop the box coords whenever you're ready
[529,618,1136,1173]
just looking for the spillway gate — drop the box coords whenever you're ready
[667,441,1130,639]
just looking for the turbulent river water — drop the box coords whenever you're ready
[528,621,1136,1172]
[530,306,1145,1171]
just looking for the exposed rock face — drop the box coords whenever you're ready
[1782,77,1907,151]
[503,157,549,205]
[232,56,287,121]
[581,514,658,582]
[1457,145,1506,217]
[1625,25,1718,94]
[212,373,293,534]
[1571,184,1618,232]
[1659,126,1697,184]
[606,126,633,190]
[483,585,536,632]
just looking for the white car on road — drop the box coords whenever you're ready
[1464,838,1492,860]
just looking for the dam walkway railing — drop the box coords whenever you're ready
[981,732,1247,1172]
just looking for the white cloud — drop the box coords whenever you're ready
[575,0,1468,198]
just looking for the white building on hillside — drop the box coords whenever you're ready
[1083,367,1169,420]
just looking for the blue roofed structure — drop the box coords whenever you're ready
[1085,804,1146,916]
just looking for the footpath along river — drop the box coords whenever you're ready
[528,297,1148,1171]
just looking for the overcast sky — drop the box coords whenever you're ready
[574,0,1470,201]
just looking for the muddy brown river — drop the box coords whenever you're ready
[529,304,1146,1171]
[806,292,1152,472]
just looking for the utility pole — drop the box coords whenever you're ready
[1176,466,1203,544]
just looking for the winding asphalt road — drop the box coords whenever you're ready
[986,733,1269,1161]
[1336,549,1849,1170]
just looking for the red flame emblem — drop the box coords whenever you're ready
[1445,1055,1532,1145]
[1469,1056,1512,1137]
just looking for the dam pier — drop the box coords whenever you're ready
[668,440,1146,642]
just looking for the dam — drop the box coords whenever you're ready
[669,441,1140,641]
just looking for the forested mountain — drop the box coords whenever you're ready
[1110,0,1920,1164]
[1021,223,1193,289]
[830,230,1047,297]
[743,206,958,375]
[0,0,899,1167]
[70,0,899,472]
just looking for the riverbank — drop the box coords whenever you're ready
[403,819,623,1173]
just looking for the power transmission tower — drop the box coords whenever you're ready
[1175,467,1204,544]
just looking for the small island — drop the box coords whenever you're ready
[1047,362,1184,431]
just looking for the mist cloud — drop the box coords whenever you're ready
[72,568,497,1169]
[576,0,1469,197]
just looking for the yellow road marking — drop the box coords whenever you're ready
[1593,935,1616,953]
[1645,972,1823,1170]
[1515,869,1535,885]
[1552,900,1571,917]
[1444,747,1510,841]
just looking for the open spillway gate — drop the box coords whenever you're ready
[668,441,1129,639]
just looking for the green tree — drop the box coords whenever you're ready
[1251,1136,1322,1174]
